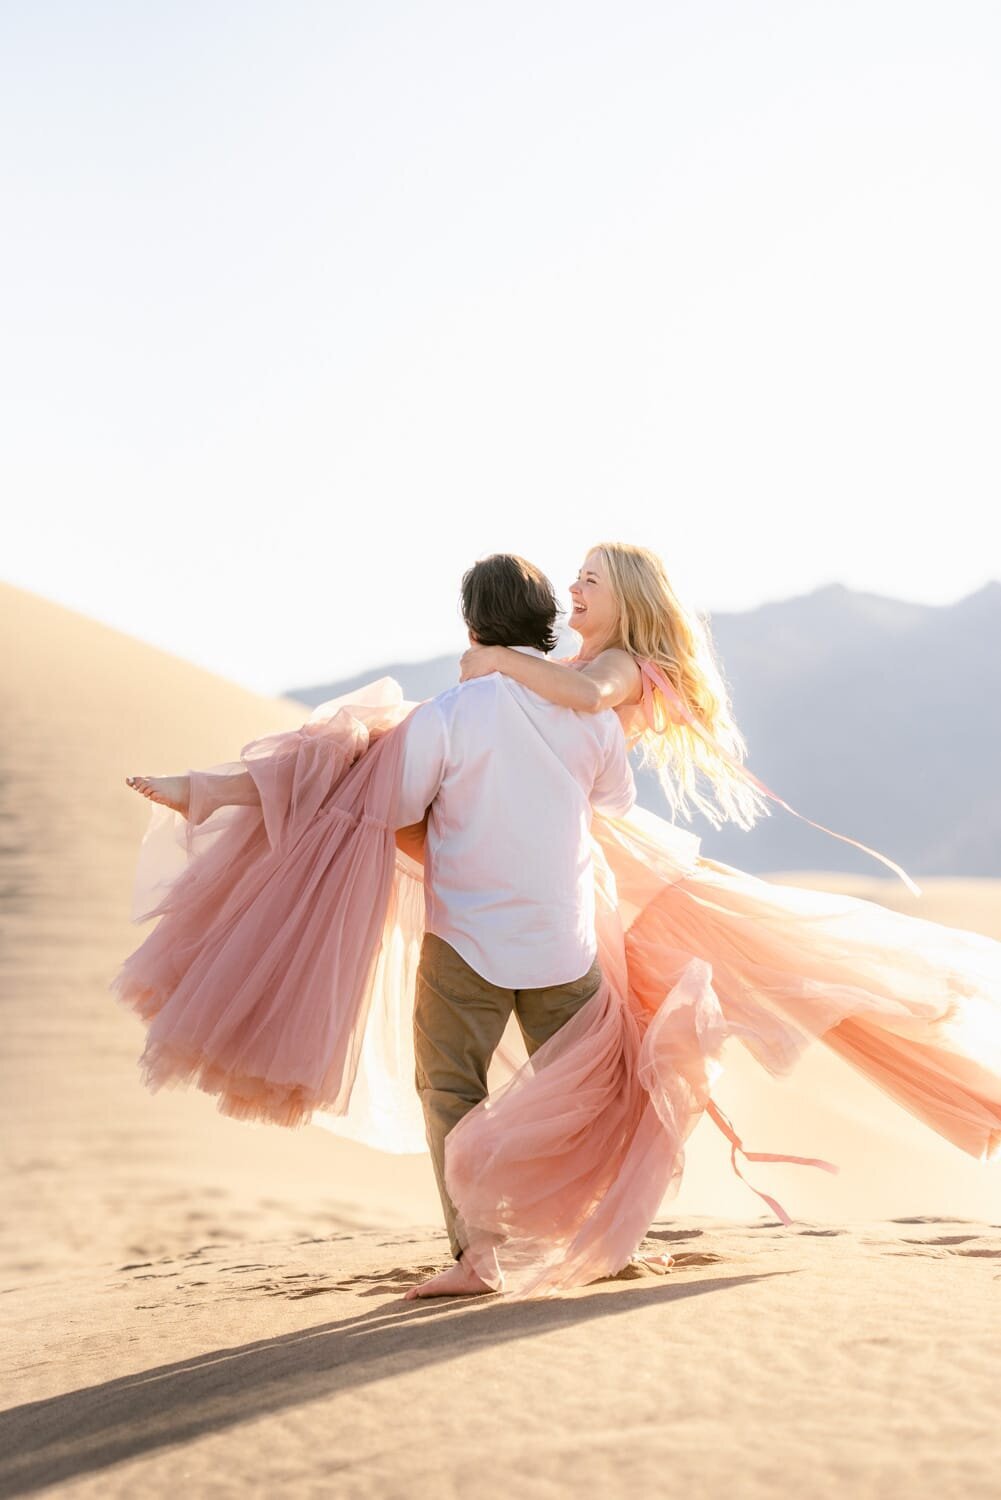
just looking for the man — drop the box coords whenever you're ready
[393,554,635,1299]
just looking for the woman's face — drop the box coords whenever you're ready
[568,550,619,646]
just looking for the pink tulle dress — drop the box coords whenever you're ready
[113,670,1001,1299]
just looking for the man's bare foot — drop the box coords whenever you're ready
[403,1256,496,1300]
[125,774,191,817]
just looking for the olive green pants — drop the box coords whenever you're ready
[414,931,603,1259]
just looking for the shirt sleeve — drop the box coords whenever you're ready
[395,700,449,829]
[590,719,636,818]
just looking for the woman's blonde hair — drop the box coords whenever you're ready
[592,541,769,831]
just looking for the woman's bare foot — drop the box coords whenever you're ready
[403,1256,496,1300]
[125,774,191,817]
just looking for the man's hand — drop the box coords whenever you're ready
[459,644,501,682]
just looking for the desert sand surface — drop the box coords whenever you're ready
[2,580,999,1498]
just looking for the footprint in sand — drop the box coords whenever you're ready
[884,1235,1000,1258]
[644,1228,704,1243]
[889,1215,976,1225]
[341,1266,438,1287]
[900,1234,981,1246]
[667,1251,725,1268]
[284,1284,345,1299]
[330,1266,445,1296]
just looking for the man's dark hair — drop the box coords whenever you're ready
[460,554,561,653]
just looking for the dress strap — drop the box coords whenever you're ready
[705,1099,840,1225]
[636,658,921,896]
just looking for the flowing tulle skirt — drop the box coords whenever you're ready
[113,681,1001,1300]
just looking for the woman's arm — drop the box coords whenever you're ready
[458,645,641,713]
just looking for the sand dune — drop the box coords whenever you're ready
[2,581,999,1497]
[5,1216,1000,1498]
[0,581,443,1289]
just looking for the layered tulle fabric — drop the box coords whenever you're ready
[115,676,1001,1302]
[113,681,419,1127]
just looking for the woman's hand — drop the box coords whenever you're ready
[459,644,501,682]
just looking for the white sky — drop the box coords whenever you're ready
[2,1,999,695]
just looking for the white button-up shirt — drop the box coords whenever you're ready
[396,649,635,988]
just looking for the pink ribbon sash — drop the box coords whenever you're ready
[705,1099,840,1224]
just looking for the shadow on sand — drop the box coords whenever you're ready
[0,1268,793,1495]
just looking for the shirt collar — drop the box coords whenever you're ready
[509,645,548,659]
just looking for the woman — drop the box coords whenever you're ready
[119,546,1001,1299]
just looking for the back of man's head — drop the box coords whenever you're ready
[461,554,560,653]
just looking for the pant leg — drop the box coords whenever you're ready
[413,932,515,1259]
[514,955,604,1057]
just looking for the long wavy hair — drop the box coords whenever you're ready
[591,541,770,831]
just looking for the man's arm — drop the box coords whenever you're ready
[395,700,449,830]
[590,721,636,819]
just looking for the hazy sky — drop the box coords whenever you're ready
[3,2,999,694]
